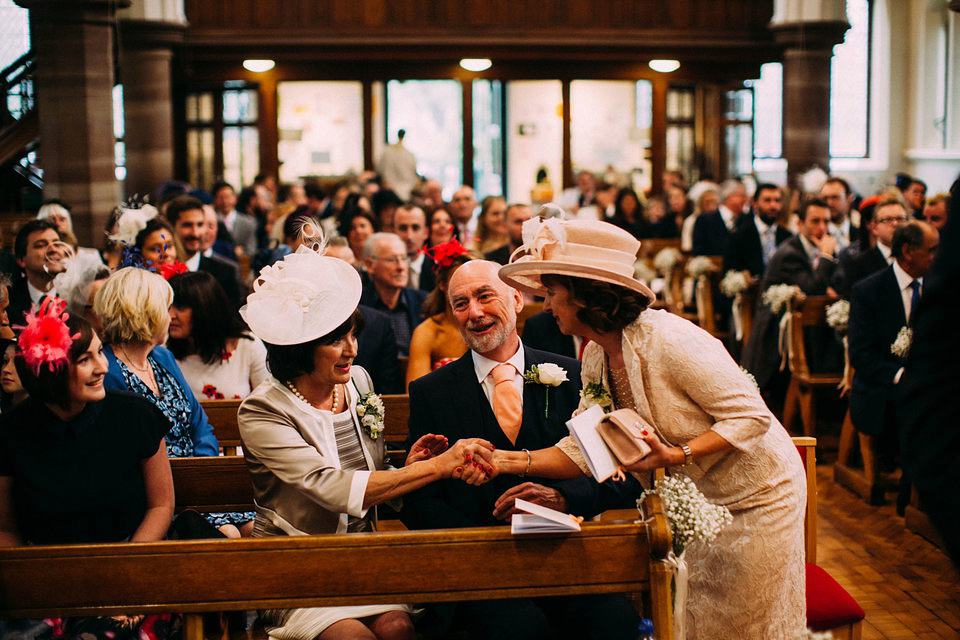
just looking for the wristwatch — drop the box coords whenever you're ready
[680,444,694,467]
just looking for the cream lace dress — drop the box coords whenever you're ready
[557,309,806,639]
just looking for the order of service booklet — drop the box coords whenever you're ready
[565,404,621,483]
[510,498,583,534]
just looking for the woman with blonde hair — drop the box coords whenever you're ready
[95,267,253,537]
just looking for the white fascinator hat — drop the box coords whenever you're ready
[240,237,362,346]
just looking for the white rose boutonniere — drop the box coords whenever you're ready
[523,363,568,418]
[890,326,913,359]
[580,381,613,411]
[356,391,385,439]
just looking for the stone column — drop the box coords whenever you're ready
[15,0,129,248]
[117,19,184,200]
[770,20,850,182]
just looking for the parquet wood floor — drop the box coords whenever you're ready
[816,464,960,639]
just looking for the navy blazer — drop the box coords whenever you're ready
[199,255,242,309]
[691,210,729,256]
[6,276,33,327]
[521,311,576,359]
[355,304,404,394]
[833,245,889,299]
[848,266,907,436]
[359,282,427,353]
[723,213,792,278]
[401,345,640,529]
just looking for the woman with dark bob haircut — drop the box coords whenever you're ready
[491,218,807,639]
[168,271,268,400]
[0,302,174,544]
[238,244,493,640]
[0,306,177,640]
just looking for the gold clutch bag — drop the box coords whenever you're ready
[597,408,652,466]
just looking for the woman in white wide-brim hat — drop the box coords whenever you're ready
[238,234,493,640]
[492,217,806,639]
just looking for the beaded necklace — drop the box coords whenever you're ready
[285,380,340,413]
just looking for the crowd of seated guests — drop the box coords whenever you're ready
[0,164,953,638]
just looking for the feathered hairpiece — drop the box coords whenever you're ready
[17,298,79,377]
[108,196,159,247]
[425,238,469,270]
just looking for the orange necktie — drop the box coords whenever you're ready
[491,363,522,444]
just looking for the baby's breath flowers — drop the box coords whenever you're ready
[640,474,733,556]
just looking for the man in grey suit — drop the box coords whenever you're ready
[743,198,840,397]
[212,180,258,257]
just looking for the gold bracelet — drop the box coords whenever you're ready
[521,449,532,477]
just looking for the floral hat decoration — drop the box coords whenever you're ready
[240,226,362,346]
[17,298,79,377]
[108,197,159,248]
[499,214,655,302]
[109,197,187,280]
[425,237,470,271]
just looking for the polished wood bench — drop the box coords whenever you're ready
[0,495,675,640]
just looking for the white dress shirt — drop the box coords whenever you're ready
[471,341,525,410]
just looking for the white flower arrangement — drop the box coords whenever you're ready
[653,247,682,274]
[762,284,802,315]
[633,259,658,284]
[825,299,850,334]
[580,381,613,411]
[524,364,568,418]
[356,391,385,440]
[798,630,834,640]
[685,256,717,279]
[640,474,732,556]
[719,270,749,297]
[890,326,913,358]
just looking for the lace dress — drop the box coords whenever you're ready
[116,356,255,529]
[556,309,806,639]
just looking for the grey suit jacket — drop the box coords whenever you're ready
[238,367,391,535]
[742,235,838,390]
[230,211,259,257]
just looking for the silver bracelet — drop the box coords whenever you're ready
[521,448,532,477]
[680,444,693,467]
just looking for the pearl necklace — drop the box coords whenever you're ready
[286,381,340,413]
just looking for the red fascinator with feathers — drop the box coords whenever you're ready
[17,298,79,377]
[425,238,469,271]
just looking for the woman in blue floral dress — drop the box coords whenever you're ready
[95,267,254,537]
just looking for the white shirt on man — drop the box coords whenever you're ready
[471,341,525,410]
[408,252,426,289]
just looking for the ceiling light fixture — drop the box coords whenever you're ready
[648,59,681,73]
[459,58,492,72]
[243,59,276,73]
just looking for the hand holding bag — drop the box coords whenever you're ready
[597,408,652,466]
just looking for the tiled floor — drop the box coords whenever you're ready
[816,464,960,639]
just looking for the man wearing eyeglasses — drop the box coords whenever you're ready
[836,194,909,298]
[360,233,427,356]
